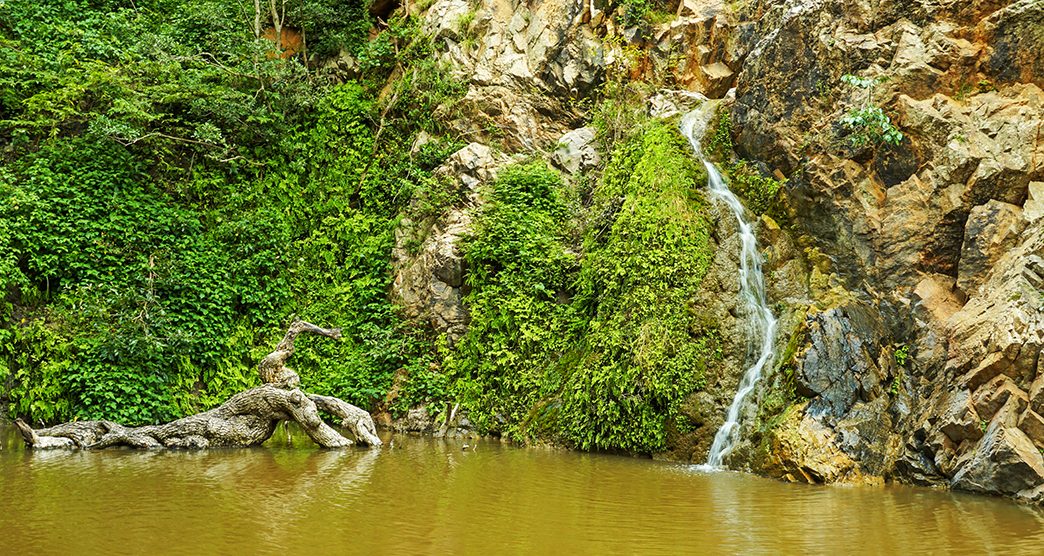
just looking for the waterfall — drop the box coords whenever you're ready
[679,106,778,469]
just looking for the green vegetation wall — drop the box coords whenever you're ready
[0,0,460,425]
[1,0,724,456]
[446,122,721,453]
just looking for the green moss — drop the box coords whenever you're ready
[560,122,716,452]
[727,160,785,217]
[447,122,719,454]
[0,4,459,425]
[702,107,786,218]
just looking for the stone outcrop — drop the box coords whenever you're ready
[419,0,605,150]
[760,403,877,485]
[392,143,510,341]
[551,127,600,176]
[724,0,1044,502]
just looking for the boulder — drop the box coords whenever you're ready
[937,389,983,444]
[551,127,600,175]
[951,421,1044,496]
[981,0,1044,86]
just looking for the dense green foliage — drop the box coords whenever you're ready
[447,122,720,453]
[446,162,577,436]
[2,0,726,457]
[0,0,462,424]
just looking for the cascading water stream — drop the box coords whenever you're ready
[680,105,778,469]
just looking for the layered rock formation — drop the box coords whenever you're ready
[726,0,1044,501]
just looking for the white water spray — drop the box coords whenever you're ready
[680,105,778,469]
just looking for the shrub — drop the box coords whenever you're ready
[839,74,903,147]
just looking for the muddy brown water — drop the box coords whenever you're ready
[1,425,1042,555]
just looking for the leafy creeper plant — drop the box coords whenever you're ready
[839,74,904,148]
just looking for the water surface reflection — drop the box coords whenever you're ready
[1,426,1041,554]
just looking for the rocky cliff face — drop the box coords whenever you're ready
[726,0,1044,502]
[391,0,1044,502]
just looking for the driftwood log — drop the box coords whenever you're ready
[14,320,382,450]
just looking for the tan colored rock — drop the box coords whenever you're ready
[700,62,734,98]
[1023,182,1044,222]
[961,352,1010,391]
[647,89,708,119]
[676,0,723,18]
[938,389,983,444]
[1030,374,1044,414]
[913,274,963,323]
[423,0,605,149]
[971,376,1028,423]
[423,0,472,40]
[1018,409,1044,450]
[957,201,1025,295]
[979,0,1044,87]
[762,404,875,485]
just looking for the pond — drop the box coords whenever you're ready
[1,424,1042,554]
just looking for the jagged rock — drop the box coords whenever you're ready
[971,375,1028,423]
[1030,374,1044,414]
[981,0,1044,86]
[938,389,983,444]
[912,274,963,323]
[834,396,903,476]
[719,0,1044,501]
[647,90,708,119]
[392,143,510,341]
[423,0,472,40]
[425,0,605,149]
[700,62,735,99]
[1023,182,1044,222]
[1019,409,1044,449]
[761,404,875,485]
[653,6,744,97]
[551,127,600,175]
[796,304,885,422]
[676,0,724,19]
[957,201,1025,295]
[895,439,944,486]
[960,352,1011,391]
[951,420,1044,496]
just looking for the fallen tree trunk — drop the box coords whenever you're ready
[15,320,382,450]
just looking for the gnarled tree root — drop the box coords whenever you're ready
[14,319,384,451]
[16,385,381,450]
